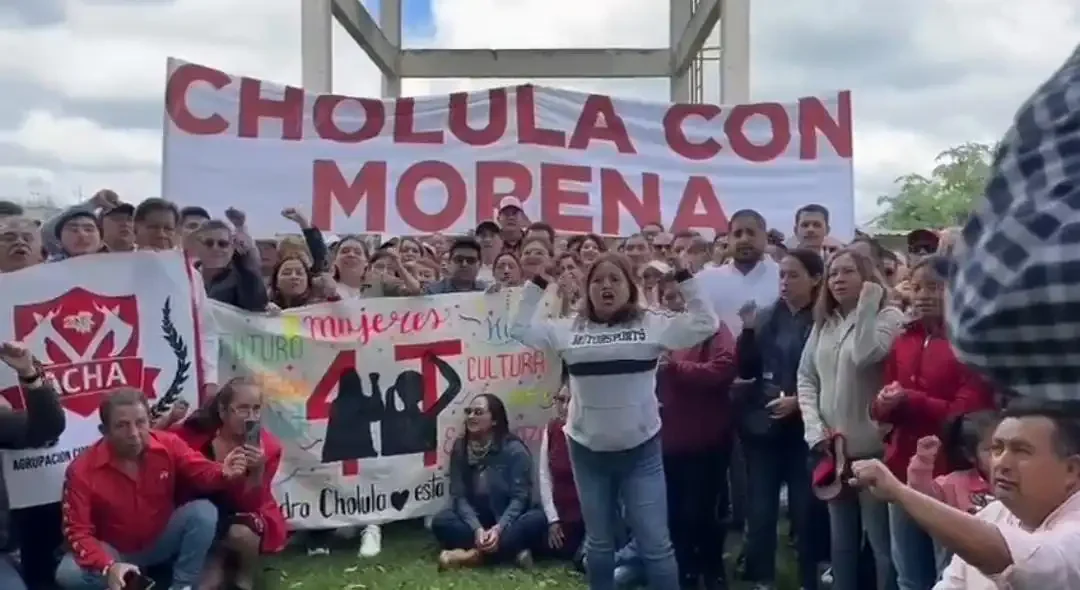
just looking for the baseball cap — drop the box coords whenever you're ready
[475,220,500,235]
[100,203,135,219]
[54,209,100,240]
[497,197,525,213]
[643,260,673,276]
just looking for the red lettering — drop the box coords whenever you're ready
[540,164,592,234]
[301,308,448,345]
[800,92,852,158]
[307,351,359,476]
[516,85,565,147]
[568,94,636,154]
[237,77,304,140]
[671,176,728,233]
[663,104,722,160]
[662,94,851,162]
[725,102,790,162]
[475,161,532,223]
[393,98,443,144]
[165,63,230,135]
[449,89,508,146]
[312,95,385,143]
[396,161,467,233]
[311,160,387,232]
[599,169,661,235]
[395,340,464,466]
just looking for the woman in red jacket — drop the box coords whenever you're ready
[870,255,995,590]
[655,273,738,590]
[174,378,288,590]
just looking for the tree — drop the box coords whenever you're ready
[874,142,994,230]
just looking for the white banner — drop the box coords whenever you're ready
[163,59,856,239]
[0,252,200,508]
[211,289,561,529]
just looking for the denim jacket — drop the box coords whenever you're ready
[448,435,533,532]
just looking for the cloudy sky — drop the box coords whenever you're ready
[0,0,1077,224]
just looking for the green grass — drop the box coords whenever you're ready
[262,521,801,589]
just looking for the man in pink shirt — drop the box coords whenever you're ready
[850,399,1080,589]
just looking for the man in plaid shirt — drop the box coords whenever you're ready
[947,43,1080,402]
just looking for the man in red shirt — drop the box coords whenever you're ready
[55,388,252,590]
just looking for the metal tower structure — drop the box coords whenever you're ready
[300,0,750,104]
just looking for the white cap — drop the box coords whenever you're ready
[497,196,525,212]
[644,260,673,275]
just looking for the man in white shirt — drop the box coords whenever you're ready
[695,209,780,333]
[851,399,1080,589]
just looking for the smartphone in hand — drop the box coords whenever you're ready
[243,419,261,447]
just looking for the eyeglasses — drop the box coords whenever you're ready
[464,407,487,416]
[201,238,232,249]
[452,255,479,265]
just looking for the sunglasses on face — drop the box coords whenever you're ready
[909,245,935,256]
[553,395,569,403]
[201,238,231,249]
[452,255,479,265]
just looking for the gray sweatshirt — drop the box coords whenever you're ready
[510,274,719,452]
[796,282,906,458]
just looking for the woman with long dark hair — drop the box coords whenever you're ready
[268,255,341,310]
[870,255,995,590]
[430,394,547,570]
[511,252,718,590]
[736,248,826,590]
[173,378,286,590]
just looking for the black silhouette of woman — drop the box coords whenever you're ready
[380,353,461,457]
[321,369,384,462]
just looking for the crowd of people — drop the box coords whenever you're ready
[0,173,1076,590]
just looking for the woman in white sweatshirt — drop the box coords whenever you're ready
[796,248,905,590]
[510,252,718,590]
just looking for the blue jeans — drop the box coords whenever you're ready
[569,435,679,590]
[0,554,27,590]
[828,485,896,590]
[430,506,548,560]
[743,436,820,589]
[889,504,938,590]
[55,500,218,590]
[611,540,645,588]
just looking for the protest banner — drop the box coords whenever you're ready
[211,288,562,529]
[0,251,199,508]
[163,59,855,239]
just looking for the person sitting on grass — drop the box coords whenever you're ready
[537,375,585,567]
[56,388,251,590]
[431,394,547,570]
[173,378,287,590]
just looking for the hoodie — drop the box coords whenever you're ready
[870,320,996,480]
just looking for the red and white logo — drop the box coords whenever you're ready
[3,287,161,417]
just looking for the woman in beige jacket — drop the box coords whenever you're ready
[797,248,906,590]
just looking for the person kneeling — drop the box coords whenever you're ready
[432,394,546,570]
[55,388,251,590]
[173,378,287,590]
